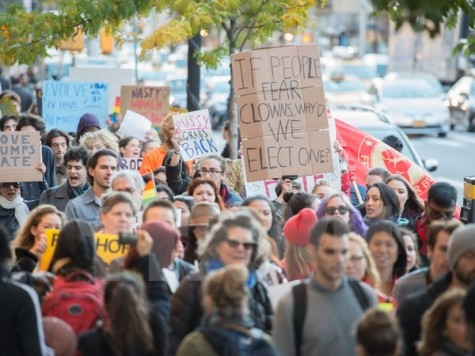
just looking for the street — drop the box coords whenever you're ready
[410,130,475,205]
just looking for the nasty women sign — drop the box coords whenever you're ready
[42,81,109,132]
[231,45,333,182]
[0,131,42,182]
[173,109,219,160]
[121,86,170,126]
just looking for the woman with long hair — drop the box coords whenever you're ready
[78,228,169,355]
[364,182,403,226]
[347,233,381,291]
[280,208,317,281]
[419,289,471,356]
[12,204,65,272]
[317,192,368,236]
[242,195,284,259]
[187,177,225,210]
[386,174,424,223]
[176,265,277,356]
[366,221,407,301]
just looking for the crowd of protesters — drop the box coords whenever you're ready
[1,81,475,356]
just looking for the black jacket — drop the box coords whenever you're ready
[0,268,47,356]
[164,156,191,195]
[397,272,453,356]
[39,182,73,212]
[169,269,273,355]
[78,254,169,355]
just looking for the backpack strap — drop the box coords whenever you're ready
[347,278,370,311]
[292,283,307,356]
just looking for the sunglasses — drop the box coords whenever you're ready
[1,183,20,189]
[225,238,256,251]
[324,205,349,216]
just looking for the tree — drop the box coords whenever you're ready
[0,0,323,158]
[370,0,475,53]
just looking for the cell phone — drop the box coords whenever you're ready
[118,232,137,246]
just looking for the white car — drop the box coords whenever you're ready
[362,76,451,137]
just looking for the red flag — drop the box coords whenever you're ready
[335,118,435,200]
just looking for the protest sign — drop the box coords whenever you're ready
[121,158,143,171]
[0,131,42,182]
[39,229,130,271]
[69,67,134,112]
[231,45,333,182]
[0,96,18,116]
[121,86,170,126]
[116,110,152,141]
[173,109,219,160]
[42,81,109,132]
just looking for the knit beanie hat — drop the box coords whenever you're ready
[141,221,179,269]
[76,113,100,136]
[448,224,475,270]
[49,219,95,272]
[283,208,318,247]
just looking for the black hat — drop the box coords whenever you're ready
[48,219,95,273]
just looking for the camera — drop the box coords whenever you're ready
[118,232,137,246]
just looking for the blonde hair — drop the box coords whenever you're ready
[349,232,381,290]
[13,205,65,250]
[419,288,467,356]
[203,264,249,315]
[80,129,119,153]
[224,159,245,194]
[284,242,313,281]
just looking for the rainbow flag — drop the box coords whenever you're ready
[142,175,157,207]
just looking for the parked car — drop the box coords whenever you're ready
[323,74,365,106]
[445,75,475,131]
[332,105,438,172]
[361,75,451,137]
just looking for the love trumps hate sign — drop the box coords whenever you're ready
[231,44,333,182]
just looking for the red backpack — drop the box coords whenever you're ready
[42,271,104,336]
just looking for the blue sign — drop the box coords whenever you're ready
[42,81,109,133]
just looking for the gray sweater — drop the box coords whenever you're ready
[273,276,377,356]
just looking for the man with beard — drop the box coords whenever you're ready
[39,146,90,212]
[397,224,475,356]
[65,149,118,229]
[274,218,377,356]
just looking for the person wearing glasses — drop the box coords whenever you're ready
[110,169,144,213]
[197,155,242,208]
[169,210,272,354]
[0,182,32,239]
[317,192,368,236]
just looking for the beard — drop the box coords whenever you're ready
[454,266,475,286]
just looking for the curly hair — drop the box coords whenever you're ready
[80,129,119,153]
[418,288,467,356]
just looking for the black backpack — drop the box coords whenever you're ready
[201,322,278,356]
[292,279,370,356]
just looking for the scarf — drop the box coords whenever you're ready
[0,195,29,225]
[67,182,89,199]
[204,258,257,289]
[219,182,232,207]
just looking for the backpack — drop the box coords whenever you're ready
[202,322,278,356]
[42,271,103,336]
[292,278,370,356]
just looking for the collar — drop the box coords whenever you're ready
[83,187,101,206]
[309,273,347,293]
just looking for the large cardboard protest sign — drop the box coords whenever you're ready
[121,158,143,171]
[173,109,219,160]
[231,45,333,182]
[0,131,42,182]
[42,81,109,132]
[121,86,170,126]
[39,229,130,271]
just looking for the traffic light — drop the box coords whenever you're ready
[100,28,114,54]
